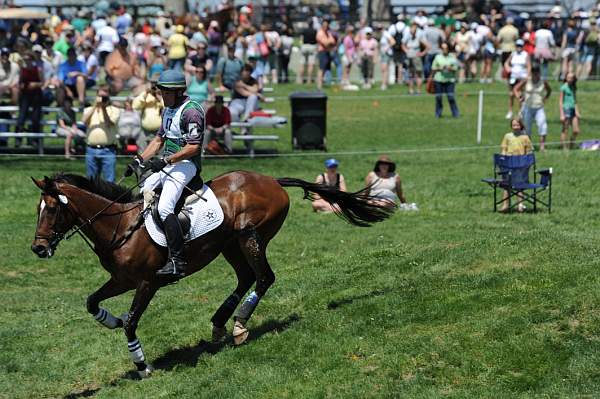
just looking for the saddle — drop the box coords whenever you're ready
[149,175,205,235]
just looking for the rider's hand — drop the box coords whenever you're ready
[143,157,168,173]
[124,155,143,177]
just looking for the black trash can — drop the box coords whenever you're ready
[289,91,327,150]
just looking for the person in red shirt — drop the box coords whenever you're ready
[203,95,232,154]
[15,51,43,146]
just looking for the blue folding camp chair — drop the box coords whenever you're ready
[482,153,552,213]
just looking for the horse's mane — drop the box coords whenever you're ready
[51,173,142,203]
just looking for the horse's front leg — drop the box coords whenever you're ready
[123,280,159,378]
[87,278,131,329]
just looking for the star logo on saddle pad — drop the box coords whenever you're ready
[204,210,216,221]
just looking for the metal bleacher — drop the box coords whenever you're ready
[390,0,448,16]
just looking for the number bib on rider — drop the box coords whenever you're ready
[161,100,204,172]
[161,102,188,157]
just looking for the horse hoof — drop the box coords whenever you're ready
[212,325,227,343]
[137,364,154,378]
[233,320,249,346]
[120,312,129,326]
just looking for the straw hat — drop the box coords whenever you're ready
[373,155,396,173]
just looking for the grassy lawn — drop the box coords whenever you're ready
[1,81,600,398]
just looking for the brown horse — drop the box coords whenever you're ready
[31,171,393,377]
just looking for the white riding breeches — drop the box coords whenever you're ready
[142,161,197,220]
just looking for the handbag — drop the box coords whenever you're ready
[426,76,435,94]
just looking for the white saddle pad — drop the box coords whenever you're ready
[144,185,224,247]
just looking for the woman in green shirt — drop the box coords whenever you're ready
[187,65,213,105]
[559,72,580,150]
[431,42,460,118]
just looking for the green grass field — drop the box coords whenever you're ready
[1,81,600,398]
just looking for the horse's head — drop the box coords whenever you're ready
[31,176,77,258]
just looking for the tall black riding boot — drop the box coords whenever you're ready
[156,214,187,278]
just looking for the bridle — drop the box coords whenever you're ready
[36,166,203,255]
[34,195,66,255]
[36,175,147,255]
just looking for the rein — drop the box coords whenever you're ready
[41,174,149,255]
[47,165,205,254]
[63,174,149,243]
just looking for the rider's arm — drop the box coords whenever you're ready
[165,143,201,164]
[139,135,164,161]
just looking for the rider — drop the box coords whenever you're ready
[125,69,205,278]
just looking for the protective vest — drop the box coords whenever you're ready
[161,100,204,172]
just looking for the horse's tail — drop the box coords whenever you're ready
[276,177,395,227]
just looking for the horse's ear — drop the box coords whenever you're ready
[31,177,45,191]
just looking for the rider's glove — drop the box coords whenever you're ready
[143,157,168,173]
[124,155,143,177]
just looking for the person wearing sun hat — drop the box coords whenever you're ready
[364,155,406,209]
[312,158,347,213]
[124,69,206,279]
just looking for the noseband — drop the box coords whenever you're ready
[35,193,68,251]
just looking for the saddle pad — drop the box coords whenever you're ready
[144,184,224,247]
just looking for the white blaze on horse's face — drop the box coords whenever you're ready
[39,199,46,219]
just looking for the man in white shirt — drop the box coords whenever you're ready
[95,23,119,66]
[78,42,99,87]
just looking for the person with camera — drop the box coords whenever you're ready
[132,78,164,152]
[82,86,121,182]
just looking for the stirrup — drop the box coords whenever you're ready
[156,259,186,278]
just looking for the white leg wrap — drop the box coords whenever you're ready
[94,308,120,329]
[128,339,145,363]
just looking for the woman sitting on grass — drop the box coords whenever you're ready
[55,96,85,160]
[499,118,533,213]
[312,158,347,213]
[364,155,406,209]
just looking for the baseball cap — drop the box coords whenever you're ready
[364,26,373,34]
[325,158,339,168]
[516,39,524,46]
[32,44,43,53]
[0,47,10,56]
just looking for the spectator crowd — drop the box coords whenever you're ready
[0,0,596,177]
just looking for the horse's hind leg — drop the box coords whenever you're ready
[210,243,256,342]
[233,228,276,346]
[123,280,159,378]
[86,278,131,329]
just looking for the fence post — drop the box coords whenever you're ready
[477,90,484,144]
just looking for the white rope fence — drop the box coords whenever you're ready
[0,139,597,160]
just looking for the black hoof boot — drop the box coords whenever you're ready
[156,214,187,278]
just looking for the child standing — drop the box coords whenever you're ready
[559,72,580,150]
